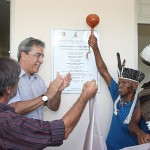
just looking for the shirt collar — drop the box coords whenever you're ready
[20,67,38,79]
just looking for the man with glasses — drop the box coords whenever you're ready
[8,37,72,120]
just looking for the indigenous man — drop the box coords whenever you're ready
[88,35,145,150]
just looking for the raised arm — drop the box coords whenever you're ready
[62,79,98,139]
[129,101,150,144]
[88,35,112,86]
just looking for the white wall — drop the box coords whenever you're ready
[10,0,136,150]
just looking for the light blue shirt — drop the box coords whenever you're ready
[9,69,47,120]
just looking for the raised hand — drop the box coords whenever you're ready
[88,35,98,50]
[81,79,98,102]
[58,72,72,92]
[45,73,62,100]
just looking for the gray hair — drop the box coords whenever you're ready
[17,37,45,61]
[0,57,21,96]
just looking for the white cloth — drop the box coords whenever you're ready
[140,44,150,62]
[83,97,107,150]
[120,143,150,150]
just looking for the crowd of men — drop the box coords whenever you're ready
[0,36,150,149]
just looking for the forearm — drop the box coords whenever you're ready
[62,79,98,140]
[62,94,88,139]
[93,47,107,72]
[9,97,44,115]
[129,121,150,144]
[93,47,111,85]
[46,92,61,111]
[129,121,143,136]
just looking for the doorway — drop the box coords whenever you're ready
[0,0,10,57]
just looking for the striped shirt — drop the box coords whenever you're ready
[8,69,47,120]
[0,102,65,150]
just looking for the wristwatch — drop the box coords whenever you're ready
[41,95,48,103]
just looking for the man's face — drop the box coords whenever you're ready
[21,46,44,75]
[118,79,136,96]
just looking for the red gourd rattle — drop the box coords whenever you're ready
[86,14,100,59]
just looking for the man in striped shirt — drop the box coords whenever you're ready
[0,57,98,149]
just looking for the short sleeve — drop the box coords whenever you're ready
[8,88,21,104]
[109,79,119,102]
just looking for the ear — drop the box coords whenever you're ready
[133,82,138,90]
[21,51,27,60]
[5,86,11,95]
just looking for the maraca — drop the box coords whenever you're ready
[86,14,100,35]
[86,14,100,59]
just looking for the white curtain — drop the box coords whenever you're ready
[83,97,107,150]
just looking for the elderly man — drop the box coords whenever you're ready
[0,57,98,149]
[88,35,145,150]
[8,37,72,120]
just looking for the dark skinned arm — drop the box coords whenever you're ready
[129,101,150,144]
[88,35,112,86]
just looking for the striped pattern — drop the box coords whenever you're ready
[0,103,65,150]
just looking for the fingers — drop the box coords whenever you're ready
[46,75,63,99]
[144,134,150,143]
[56,71,60,77]
[85,79,96,85]
[58,72,72,92]
[51,77,62,91]
[64,72,72,83]
[138,133,150,144]
[88,35,97,48]
[82,79,98,99]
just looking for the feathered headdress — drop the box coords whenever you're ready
[117,52,144,83]
[114,53,145,124]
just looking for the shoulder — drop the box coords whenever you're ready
[110,78,118,88]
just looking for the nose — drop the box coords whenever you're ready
[118,82,123,89]
[39,56,44,63]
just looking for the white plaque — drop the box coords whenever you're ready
[51,29,100,93]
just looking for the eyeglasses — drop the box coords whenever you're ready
[26,52,44,59]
